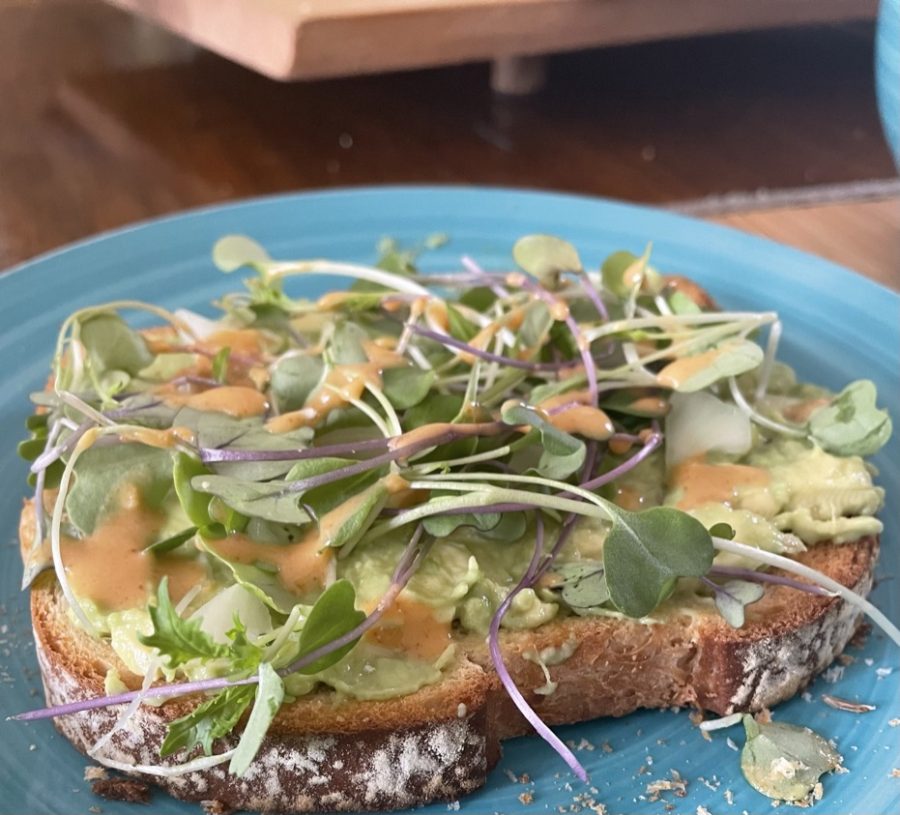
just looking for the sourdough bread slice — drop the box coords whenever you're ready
[30,533,878,812]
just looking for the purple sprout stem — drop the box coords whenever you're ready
[460,256,510,299]
[708,565,833,597]
[406,323,574,373]
[282,422,505,494]
[200,436,389,464]
[510,275,600,407]
[11,527,427,723]
[573,270,609,322]
[579,430,663,492]
[487,516,588,782]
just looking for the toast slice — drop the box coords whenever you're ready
[31,527,878,812]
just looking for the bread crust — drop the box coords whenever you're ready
[29,532,877,812]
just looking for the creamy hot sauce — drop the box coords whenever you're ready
[670,456,769,510]
[367,596,452,661]
[656,347,727,389]
[207,530,332,597]
[61,487,205,611]
[266,341,407,433]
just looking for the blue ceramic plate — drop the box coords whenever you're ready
[1,187,897,815]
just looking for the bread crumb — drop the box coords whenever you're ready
[891,769,900,779]
[601,741,613,754]
[756,708,772,724]
[447,802,461,811]
[889,718,900,727]
[697,807,712,815]
[876,667,893,679]
[84,767,108,782]
[518,773,531,784]
[724,788,734,805]
[518,791,534,805]
[200,801,233,815]
[89,808,101,815]
[645,770,688,802]
[90,779,150,804]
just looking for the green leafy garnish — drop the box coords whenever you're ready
[290,579,366,675]
[228,662,285,776]
[741,715,843,803]
[174,452,221,533]
[713,580,765,628]
[446,304,478,342]
[192,475,310,525]
[807,379,892,456]
[145,526,198,555]
[317,480,390,549]
[79,312,154,378]
[139,578,228,668]
[161,685,256,757]
[501,400,585,479]
[65,444,172,535]
[211,347,231,384]
[270,354,324,412]
[603,507,714,617]
[661,339,764,392]
[550,561,611,615]
[381,366,435,409]
[513,235,581,283]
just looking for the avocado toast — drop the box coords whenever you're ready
[15,234,895,811]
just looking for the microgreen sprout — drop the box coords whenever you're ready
[12,232,894,797]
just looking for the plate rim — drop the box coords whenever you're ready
[2,183,897,304]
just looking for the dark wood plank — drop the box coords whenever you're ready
[0,1,895,269]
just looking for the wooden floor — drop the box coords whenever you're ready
[0,0,896,288]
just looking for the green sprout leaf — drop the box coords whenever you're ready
[446,304,478,342]
[145,526,198,556]
[139,578,228,668]
[713,580,766,628]
[228,662,285,777]
[518,301,553,351]
[291,579,366,675]
[212,347,231,384]
[65,444,173,535]
[161,685,256,757]
[317,480,390,549]
[808,379,892,457]
[382,366,436,410]
[658,339,763,392]
[423,509,527,541]
[212,235,272,273]
[501,400,586,479]
[197,538,299,613]
[551,561,611,615]
[328,321,369,365]
[669,290,701,315]
[741,715,843,803]
[191,475,310,525]
[603,506,714,617]
[174,452,219,530]
[79,312,154,378]
[270,354,324,412]
[513,235,581,284]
